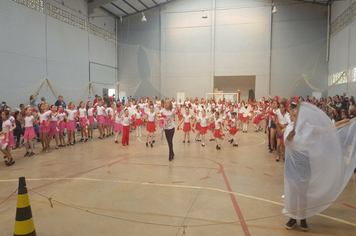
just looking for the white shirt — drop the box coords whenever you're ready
[214,118,222,130]
[38,111,51,122]
[97,106,105,116]
[138,103,145,109]
[276,109,291,125]
[79,108,87,118]
[66,109,77,121]
[147,112,156,122]
[115,113,122,123]
[58,113,66,121]
[24,116,34,128]
[50,112,58,122]
[136,112,142,119]
[2,119,12,132]
[121,115,131,126]
[160,109,176,130]
[183,114,191,123]
[106,108,113,117]
[200,116,208,127]
[87,108,94,116]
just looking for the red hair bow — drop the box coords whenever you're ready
[274,95,280,102]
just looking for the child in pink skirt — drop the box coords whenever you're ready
[108,103,115,136]
[38,103,51,153]
[78,101,88,142]
[86,101,95,140]
[49,105,59,149]
[23,107,37,157]
[113,105,123,143]
[96,100,107,139]
[65,102,77,146]
[0,110,16,166]
[57,105,66,147]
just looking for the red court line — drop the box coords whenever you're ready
[107,171,112,174]
[200,177,210,180]
[172,181,185,184]
[263,173,273,177]
[201,158,250,236]
[343,204,356,210]
[246,167,253,170]
[230,161,238,165]
[42,164,54,167]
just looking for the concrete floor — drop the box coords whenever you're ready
[0,122,355,236]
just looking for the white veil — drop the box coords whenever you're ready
[283,102,356,219]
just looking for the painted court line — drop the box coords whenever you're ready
[1,177,356,228]
[343,204,356,210]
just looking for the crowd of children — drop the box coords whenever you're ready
[0,93,355,167]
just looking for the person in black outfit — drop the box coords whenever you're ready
[13,111,24,149]
[103,94,111,106]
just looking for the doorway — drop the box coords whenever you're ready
[214,76,256,102]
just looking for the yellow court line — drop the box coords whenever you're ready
[1,177,355,228]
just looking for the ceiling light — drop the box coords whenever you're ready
[141,12,147,22]
[202,9,208,19]
[272,3,278,13]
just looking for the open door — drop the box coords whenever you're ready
[177,92,185,104]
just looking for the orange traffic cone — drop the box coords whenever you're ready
[14,177,36,236]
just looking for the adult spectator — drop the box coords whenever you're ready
[41,97,46,103]
[55,95,67,109]
[29,93,39,108]
[122,97,126,105]
[93,95,98,106]
[103,94,110,106]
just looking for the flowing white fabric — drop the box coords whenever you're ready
[283,102,356,219]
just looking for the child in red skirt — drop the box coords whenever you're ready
[199,109,209,147]
[23,107,38,157]
[227,112,239,147]
[178,107,194,143]
[208,109,216,141]
[135,106,144,137]
[210,111,224,150]
[144,104,158,147]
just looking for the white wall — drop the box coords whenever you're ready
[271,1,328,98]
[118,0,329,100]
[0,0,116,108]
[328,0,356,97]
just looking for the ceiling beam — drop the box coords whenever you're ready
[88,0,118,15]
